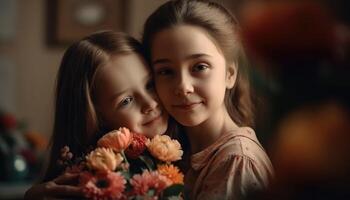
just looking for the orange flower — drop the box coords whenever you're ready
[98,127,132,152]
[86,147,123,172]
[147,135,183,162]
[24,131,48,151]
[157,164,184,184]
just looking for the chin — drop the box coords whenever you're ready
[176,117,203,127]
[148,125,167,138]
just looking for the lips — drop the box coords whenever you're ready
[172,102,202,110]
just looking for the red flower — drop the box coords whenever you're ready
[0,113,17,130]
[125,133,148,159]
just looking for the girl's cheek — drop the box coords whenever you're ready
[155,85,166,97]
[158,89,170,103]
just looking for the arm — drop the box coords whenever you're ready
[24,172,83,200]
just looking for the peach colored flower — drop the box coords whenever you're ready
[147,135,183,162]
[130,170,172,196]
[80,171,126,200]
[157,164,184,184]
[86,147,123,172]
[125,133,148,159]
[98,127,132,152]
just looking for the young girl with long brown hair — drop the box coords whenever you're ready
[25,31,170,199]
[142,1,274,199]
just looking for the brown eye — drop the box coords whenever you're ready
[192,63,209,72]
[156,68,173,76]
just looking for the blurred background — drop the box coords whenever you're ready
[0,0,349,199]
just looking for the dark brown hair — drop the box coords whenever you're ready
[142,0,254,127]
[43,31,143,181]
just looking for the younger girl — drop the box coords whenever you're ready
[25,31,169,199]
[142,0,274,199]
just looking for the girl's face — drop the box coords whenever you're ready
[95,53,168,138]
[150,25,236,126]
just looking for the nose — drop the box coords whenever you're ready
[141,92,159,114]
[174,73,194,96]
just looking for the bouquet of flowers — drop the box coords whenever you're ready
[59,127,184,200]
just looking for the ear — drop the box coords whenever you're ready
[226,62,237,89]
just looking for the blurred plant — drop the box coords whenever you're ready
[0,110,47,182]
[240,0,350,199]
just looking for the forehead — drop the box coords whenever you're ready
[97,53,150,89]
[151,25,223,60]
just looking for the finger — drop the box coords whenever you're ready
[48,185,84,197]
[53,173,80,185]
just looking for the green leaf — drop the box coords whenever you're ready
[139,155,155,170]
[165,196,182,200]
[120,170,131,180]
[163,184,184,197]
[147,189,156,196]
[135,195,144,200]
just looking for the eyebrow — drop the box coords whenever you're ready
[110,89,127,102]
[110,73,152,102]
[152,53,211,65]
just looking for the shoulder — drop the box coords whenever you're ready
[215,127,261,159]
[212,127,274,175]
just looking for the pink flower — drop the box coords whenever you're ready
[98,127,132,152]
[80,171,126,200]
[130,170,172,197]
[125,133,148,159]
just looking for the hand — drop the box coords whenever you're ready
[24,172,84,200]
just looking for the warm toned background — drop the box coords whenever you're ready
[0,0,239,139]
[1,0,349,199]
[0,0,167,138]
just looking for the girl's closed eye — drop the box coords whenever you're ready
[119,96,133,107]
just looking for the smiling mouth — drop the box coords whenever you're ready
[173,102,202,110]
[143,115,162,126]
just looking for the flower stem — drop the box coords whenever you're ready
[121,150,129,166]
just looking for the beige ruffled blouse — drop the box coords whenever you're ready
[184,127,274,200]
